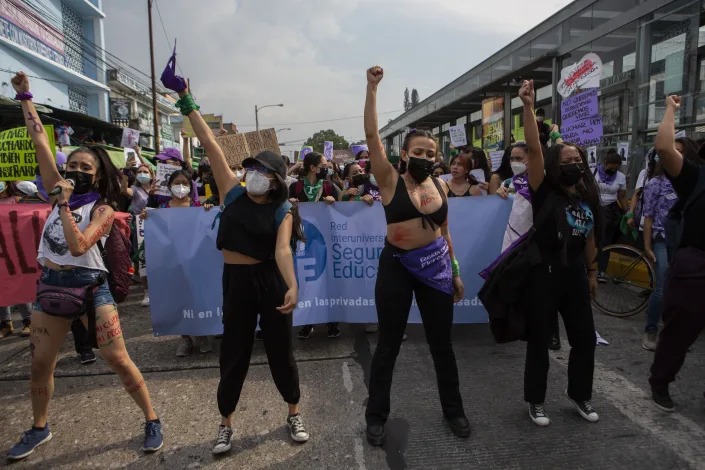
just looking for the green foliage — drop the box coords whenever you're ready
[303,129,349,153]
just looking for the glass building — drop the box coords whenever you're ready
[380,0,705,185]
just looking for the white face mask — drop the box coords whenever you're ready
[245,170,271,196]
[369,174,377,187]
[235,170,244,179]
[0,181,6,193]
[170,184,190,199]
[136,174,151,184]
[511,162,527,176]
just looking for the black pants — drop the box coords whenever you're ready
[217,262,300,418]
[649,247,705,391]
[524,259,596,404]
[598,202,623,272]
[71,318,93,354]
[366,244,465,425]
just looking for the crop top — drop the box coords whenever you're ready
[216,193,280,261]
[383,175,447,229]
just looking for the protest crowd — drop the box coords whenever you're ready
[1,50,705,465]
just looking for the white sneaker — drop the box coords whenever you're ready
[212,425,233,454]
[287,414,309,443]
[175,337,193,357]
[140,294,150,307]
[528,403,550,426]
[566,390,599,422]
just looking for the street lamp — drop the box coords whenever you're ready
[255,103,284,131]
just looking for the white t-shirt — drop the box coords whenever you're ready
[597,171,626,206]
[635,169,647,191]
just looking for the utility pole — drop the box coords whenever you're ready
[147,0,160,153]
[255,105,259,132]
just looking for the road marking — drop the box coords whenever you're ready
[552,353,705,469]
[354,437,367,470]
[342,361,353,393]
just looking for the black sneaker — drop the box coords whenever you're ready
[297,325,314,340]
[212,425,233,454]
[254,330,264,341]
[528,403,550,426]
[652,388,675,412]
[287,414,309,443]
[548,335,561,351]
[566,390,599,422]
[366,423,385,446]
[327,324,341,339]
[597,272,607,283]
[80,350,96,365]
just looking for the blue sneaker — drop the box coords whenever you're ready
[142,420,163,452]
[7,426,53,460]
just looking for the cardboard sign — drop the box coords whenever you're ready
[0,125,55,181]
[324,141,334,161]
[183,113,223,138]
[155,162,182,196]
[561,89,599,126]
[557,53,602,98]
[259,128,281,155]
[617,142,630,166]
[214,128,281,167]
[561,116,603,147]
[585,146,598,171]
[449,125,468,147]
[489,150,504,171]
[120,128,140,148]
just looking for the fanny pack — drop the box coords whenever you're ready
[36,276,104,318]
[391,237,454,295]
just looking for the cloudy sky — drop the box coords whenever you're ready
[103,0,572,155]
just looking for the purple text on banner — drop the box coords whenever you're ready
[561,115,603,147]
[560,89,599,126]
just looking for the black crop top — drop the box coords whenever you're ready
[216,193,279,261]
[383,175,448,229]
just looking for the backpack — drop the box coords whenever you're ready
[91,202,132,303]
[212,185,296,251]
[477,192,556,343]
[292,180,335,202]
[663,165,705,263]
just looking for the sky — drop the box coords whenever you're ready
[103,0,573,155]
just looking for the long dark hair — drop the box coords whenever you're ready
[303,152,323,175]
[646,148,661,180]
[270,173,306,246]
[167,169,193,186]
[676,137,705,165]
[544,143,603,252]
[67,146,121,208]
[495,146,514,181]
[449,153,473,183]
[469,147,491,182]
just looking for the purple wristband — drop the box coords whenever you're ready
[15,92,33,101]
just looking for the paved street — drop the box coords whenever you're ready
[1,283,704,469]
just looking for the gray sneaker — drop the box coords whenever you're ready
[642,331,658,351]
[175,337,193,357]
[212,425,233,454]
[199,336,213,353]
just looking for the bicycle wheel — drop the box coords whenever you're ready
[592,244,654,318]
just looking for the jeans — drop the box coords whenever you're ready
[645,239,668,333]
[32,266,114,314]
[0,304,32,322]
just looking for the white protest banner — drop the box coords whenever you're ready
[557,53,602,98]
[121,128,140,148]
[449,125,467,147]
[585,146,598,171]
[324,141,334,161]
[489,150,504,171]
[617,142,630,166]
[154,162,182,196]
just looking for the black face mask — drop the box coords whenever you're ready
[407,157,434,184]
[351,174,370,186]
[316,167,328,181]
[558,163,584,187]
[64,170,95,194]
[605,168,617,175]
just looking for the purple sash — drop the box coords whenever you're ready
[393,237,453,295]
[597,164,617,185]
[512,173,531,202]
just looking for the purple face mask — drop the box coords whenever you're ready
[160,42,187,93]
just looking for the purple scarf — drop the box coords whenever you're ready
[68,192,101,211]
[393,237,453,296]
[512,173,531,202]
[597,164,617,185]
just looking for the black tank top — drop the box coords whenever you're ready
[447,185,471,197]
[383,175,448,229]
[216,194,279,261]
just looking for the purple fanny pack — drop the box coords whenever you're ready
[36,282,99,317]
[393,237,454,295]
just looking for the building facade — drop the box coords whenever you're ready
[0,0,110,120]
[380,0,705,183]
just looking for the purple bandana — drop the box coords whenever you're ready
[512,173,531,202]
[597,164,617,185]
[393,237,453,295]
[160,42,187,93]
[68,192,101,211]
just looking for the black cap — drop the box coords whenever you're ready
[242,150,286,179]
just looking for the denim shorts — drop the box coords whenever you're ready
[33,266,115,316]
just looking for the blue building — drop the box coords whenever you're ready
[0,0,110,120]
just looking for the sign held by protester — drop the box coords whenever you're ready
[154,162,182,196]
[323,141,333,161]
[215,128,281,167]
[561,115,603,147]
[449,125,468,148]
[120,128,140,148]
[560,89,599,125]
[0,125,55,182]
[617,141,630,166]
[489,150,504,171]
[557,53,602,98]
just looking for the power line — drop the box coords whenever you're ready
[0,65,88,90]
[153,0,184,76]
[234,109,404,128]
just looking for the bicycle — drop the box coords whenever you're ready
[591,243,654,318]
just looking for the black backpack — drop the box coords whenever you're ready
[478,192,556,343]
[663,165,705,263]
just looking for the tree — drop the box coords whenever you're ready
[404,88,411,111]
[303,129,349,153]
[411,88,420,108]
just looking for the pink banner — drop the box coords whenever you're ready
[0,204,130,306]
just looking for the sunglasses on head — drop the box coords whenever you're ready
[245,166,274,175]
